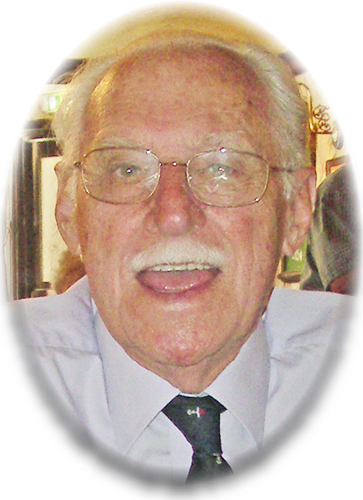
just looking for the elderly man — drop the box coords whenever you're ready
[17,20,351,483]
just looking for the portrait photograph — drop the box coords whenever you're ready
[0,0,361,498]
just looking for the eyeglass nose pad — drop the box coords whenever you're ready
[160,161,185,168]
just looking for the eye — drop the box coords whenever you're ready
[110,162,144,180]
[207,163,235,179]
[115,164,139,176]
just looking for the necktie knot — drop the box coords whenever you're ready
[162,395,232,481]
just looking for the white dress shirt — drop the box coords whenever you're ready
[15,276,352,482]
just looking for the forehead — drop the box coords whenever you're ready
[84,45,271,152]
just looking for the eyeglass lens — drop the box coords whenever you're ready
[79,147,269,207]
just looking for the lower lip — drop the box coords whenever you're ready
[137,268,220,294]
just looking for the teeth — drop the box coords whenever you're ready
[148,263,213,272]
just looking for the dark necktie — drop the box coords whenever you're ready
[162,395,232,482]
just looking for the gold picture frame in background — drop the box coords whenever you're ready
[326,155,350,175]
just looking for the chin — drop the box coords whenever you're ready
[128,319,233,369]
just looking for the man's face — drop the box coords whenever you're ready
[65,47,301,391]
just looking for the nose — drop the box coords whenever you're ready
[144,163,206,235]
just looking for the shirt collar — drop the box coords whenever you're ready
[206,320,270,446]
[95,312,179,454]
[95,308,269,453]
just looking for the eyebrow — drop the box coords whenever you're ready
[90,131,254,153]
[200,131,252,148]
[91,137,140,149]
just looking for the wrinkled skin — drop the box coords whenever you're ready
[57,46,315,393]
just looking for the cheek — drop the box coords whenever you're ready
[226,202,286,291]
[227,205,283,257]
[76,197,132,256]
[75,205,123,296]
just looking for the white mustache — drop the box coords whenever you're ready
[131,240,226,273]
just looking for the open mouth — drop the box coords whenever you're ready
[137,262,220,293]
[131,241,226,294]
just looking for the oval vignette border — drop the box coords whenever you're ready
[0,1,362,498]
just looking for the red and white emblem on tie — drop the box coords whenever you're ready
[187,407,207,418]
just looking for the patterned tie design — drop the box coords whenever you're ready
[162,395,232,481]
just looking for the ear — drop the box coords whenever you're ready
[55,174,82,257]
[282,168,317,257]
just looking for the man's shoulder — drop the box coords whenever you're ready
[266,287,352,354]
[264,287,353,438]
[13,276,96,352]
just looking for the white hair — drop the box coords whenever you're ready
[52,35,310,199]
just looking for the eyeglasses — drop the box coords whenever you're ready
[74,146,281,207]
